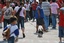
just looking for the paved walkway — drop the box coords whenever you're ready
[0,20,59,43]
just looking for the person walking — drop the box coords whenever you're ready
[3,17,19,43]
[42,0,51,30]
[24,1,31,21]
[31,0,38,22]
[50,0,59,29]
[35,0,48,33]
[59,7,64,43]
[2,0,13,28]
[14,2,26,38]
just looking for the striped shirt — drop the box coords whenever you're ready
[42,2,51,16]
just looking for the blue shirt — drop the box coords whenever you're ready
[35,4,44,19]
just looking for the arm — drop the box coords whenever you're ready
[23,8,26,19]
[11,7,14,16]
[57,8,60,15]
[13,10,16,16]
[1,8,4,20]
[38,9,40,18]
[49,8,51,15]
[49,4,51,15]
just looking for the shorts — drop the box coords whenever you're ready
[18,16,24,29]
[59,26,64,37]
[36,18,44,25]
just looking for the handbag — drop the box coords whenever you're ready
[2,28,10,40]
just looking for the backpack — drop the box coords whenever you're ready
[2,28,10,40]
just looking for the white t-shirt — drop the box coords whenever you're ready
[14,6,20,12]
[19,7,26,17]
[7,24,18,38]
[24,4,30,11]
[3,6,13,19]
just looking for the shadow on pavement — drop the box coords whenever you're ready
[18,37,23,39]
[0,41,7,43]
[59,42,64,43]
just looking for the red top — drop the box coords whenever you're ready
[59,11,64,27]
[2,4,6,8]
[0,4,6,22]
[57,0,62,8]
[31,2,37,10]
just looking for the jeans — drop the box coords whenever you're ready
[4,19,10,28]
[18,16,24,29]
[8,36,15,43]
[59,26,64,37]
[52,14,57,28]
[44,15,49,30]
[26,11,31,20]
[32,10,36,21]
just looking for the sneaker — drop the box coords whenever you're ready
[34,31,38,35]
[44,30,48,32]
[52,27,56,29]
[3,39,6,41]
[23,33,25,38]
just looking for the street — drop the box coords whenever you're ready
[0,20,59,43]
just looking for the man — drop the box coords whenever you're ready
[42,0,51,30]
[14,2,26,38]
[31,0,38,22]
[2,0,13,28]
[35,0,48,33]
[24,1,31,21]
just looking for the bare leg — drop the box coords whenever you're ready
[22,28,25,34]
[36,25,39,32]
[21,28,25,38]
[59,37,62,42]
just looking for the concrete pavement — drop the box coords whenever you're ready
[0,21,59,43]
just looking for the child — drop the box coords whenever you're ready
[59,6,64,42]
[50,0,59,29]
[3,17,19,43]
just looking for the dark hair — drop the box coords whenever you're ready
[42,0,46,1]
[52,0,56,2]
[48,0,51,2]
[20,2,24,6]
[39,0,42,1]
[10,17,17,23]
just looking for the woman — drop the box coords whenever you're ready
[35,0,48,33]
[18,2,26,38]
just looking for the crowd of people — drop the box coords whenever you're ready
[0,0,64,43]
